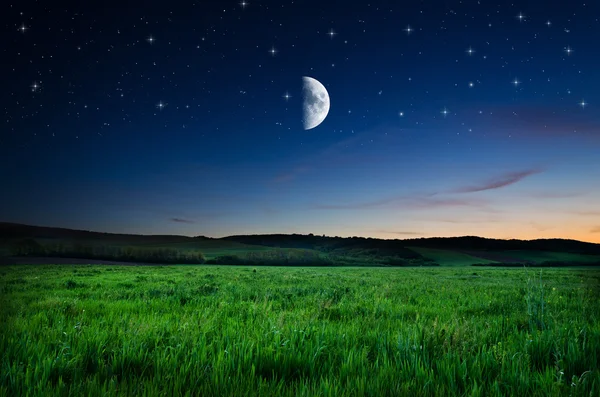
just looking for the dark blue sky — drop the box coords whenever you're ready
[2,0,600,242]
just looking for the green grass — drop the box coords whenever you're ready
[1,265,599,396]
[407,247,499,266]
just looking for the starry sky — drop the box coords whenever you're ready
[2,0,600,242]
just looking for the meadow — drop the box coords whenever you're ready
[1,265,599,396]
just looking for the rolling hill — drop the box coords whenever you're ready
[1,222,600,266]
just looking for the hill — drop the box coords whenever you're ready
[2,222,600,266]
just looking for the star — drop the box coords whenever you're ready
[239,1,249,9]
[18,24,28,33]
[546,20,552,27]
[269,46,277,56]
[512,78,521,87]
[441,108,449,117]
[517,12,526,22]
[579,99,587,109]
[399,111,404,117]
[564,46,573,56]
[30,81,40,92]
[282,92,292,101]
[147,35,155,44]
[466,47,475,56]
[468,82,474,88]
[403,25,413,35]
[156,101,167,110]
[328,29,336,39]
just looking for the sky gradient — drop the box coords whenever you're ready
[2,0,600,242]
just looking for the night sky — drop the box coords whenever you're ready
[2,0,600,242]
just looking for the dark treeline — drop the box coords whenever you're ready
[3,222,600,256]
[404,236,600,255]
[224,234,600,256]
[8,239,436,266]
[205,250,438,267]
[9,239,206,264]
[221,234,424,259]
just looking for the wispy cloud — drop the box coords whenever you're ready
[377,230,423,236]
[451,168,543,193]
[410,197,491,209]
[591,227,600,234]
[572,210,600,216]
[433,217,502,224]
[170,217,195,224]
[313,195,407,210]
[528,191,585,199]
[312,194,489,211]
[311,168,541,210]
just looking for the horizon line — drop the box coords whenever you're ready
[1,221,598,245]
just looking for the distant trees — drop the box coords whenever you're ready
[205,249,334,266]
[9,239,45,256]
[202,249,438,267]
[9,240,206,264]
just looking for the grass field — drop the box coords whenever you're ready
[1,265,599,396]
[407,247,499,266]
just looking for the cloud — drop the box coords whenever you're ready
[572,210,600,216]
[528,191,585,199]
[310,168,538,211]
[591,227,600,234]
[170,217,195,224]
[313,196,406,210]
[312,194,489,211]
[432,217,502,224]
[377,230,423,236]
[451,169,543,193]
[410,197,491,209]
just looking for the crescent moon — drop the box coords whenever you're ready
[302,76,330,130]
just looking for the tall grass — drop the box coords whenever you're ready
[525,268,546,332]
[1,265,599,396]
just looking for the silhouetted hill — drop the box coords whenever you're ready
[221,233,600,255]
[221,234,423,258]
[0,222,202,244]
[2,222,600,266]
[402,236,600,255]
